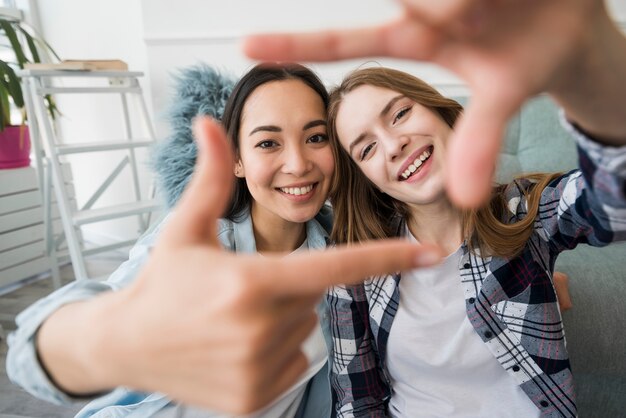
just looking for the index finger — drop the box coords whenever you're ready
[445,90,522,208]
[242,27,387,62]
[257,240,442,296]
[242,18,438,62]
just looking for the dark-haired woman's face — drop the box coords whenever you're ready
[335,84,452,206]
[235,79,334,225]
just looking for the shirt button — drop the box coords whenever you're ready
[512,365,520,372]
[540,400,550,408]
[468,297,475,304]
[463,262,470,268]
[484,331,493,339]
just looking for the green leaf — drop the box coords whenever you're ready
[45,95,59,120]
[0,19,60,130]
[16,26,40,62]
[42,38,62,62]
[0,60,24,107]
[0,84,10,128]
[24,23,61,62]
[0,19,29,68]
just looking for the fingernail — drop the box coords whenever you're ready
[415,248,442,266]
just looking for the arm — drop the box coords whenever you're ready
[553,272,572,312]
[536,120,626,253]
[6,224,159,404]
[7,118,441,415]
[328,284,389,417]
[548,14,626,147]
[243,0,626,207]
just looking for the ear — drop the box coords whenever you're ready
[234,159,245,178]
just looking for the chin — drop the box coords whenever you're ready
[419,190,448,205]
[285,209,319,224]
[402,187,447,206]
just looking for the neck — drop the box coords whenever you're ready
[250,203,307,254]
[405,198,463,256]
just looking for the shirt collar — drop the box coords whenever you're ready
[233,209,257,254]
[233,208,330,253]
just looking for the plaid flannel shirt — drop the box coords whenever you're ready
[327,121,626,418]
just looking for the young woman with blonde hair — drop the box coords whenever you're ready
[325,66,625,417]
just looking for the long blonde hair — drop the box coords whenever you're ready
[328,67,559,258]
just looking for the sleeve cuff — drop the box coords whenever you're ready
[6,281,114,404]
[560,110,626,175]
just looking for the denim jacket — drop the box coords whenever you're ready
[6,206,334,418]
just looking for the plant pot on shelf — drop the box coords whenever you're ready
[0,125,31,169]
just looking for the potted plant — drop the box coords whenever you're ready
[0,16,58,169]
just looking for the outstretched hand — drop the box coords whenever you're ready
[106,117,441,414]
[243,0,606,207]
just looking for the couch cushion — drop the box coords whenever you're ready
[557,245,626,416]
[454,95,578,183]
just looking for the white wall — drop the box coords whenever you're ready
[36,0,626,244]
[608,0,626,21]
[141,0,465,139]
[143,0,626,138]
[35,0,152,244]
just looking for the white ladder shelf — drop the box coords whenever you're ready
[19,69,161,281]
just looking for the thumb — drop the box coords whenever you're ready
[446,93,519,208]
[163,117,235,247]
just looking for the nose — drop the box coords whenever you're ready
[282,144,312,176]
[381,133,410,162]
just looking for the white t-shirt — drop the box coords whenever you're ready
[386,230,540,417]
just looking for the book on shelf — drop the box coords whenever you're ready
[24,59,128,71]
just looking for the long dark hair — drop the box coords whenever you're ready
[221,63,329,221]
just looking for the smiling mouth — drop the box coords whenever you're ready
[399,146,433,181]
[277,183,316,196]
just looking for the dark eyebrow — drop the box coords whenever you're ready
[303,119,326,131]
[349,95,405,155]
[249,120,325,136]
[249,125,281,135]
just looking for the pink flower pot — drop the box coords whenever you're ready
[0,125,31,169]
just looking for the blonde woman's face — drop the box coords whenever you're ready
[236,79,334,225]
[335,84,452,206]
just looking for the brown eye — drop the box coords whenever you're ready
[360,142,376,161]
[307,134,328,144]
[393,106,412,124]
[256,140,278,149]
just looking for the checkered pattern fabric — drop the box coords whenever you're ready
[327,123,626,417]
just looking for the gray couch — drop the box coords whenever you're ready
[490,95,626,416]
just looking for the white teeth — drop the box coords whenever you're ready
[280,185,314,195]
[400,148,432,180]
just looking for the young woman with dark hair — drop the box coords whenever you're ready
[8,62,337,418]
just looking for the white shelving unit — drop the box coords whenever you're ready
[0,165,65,289]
